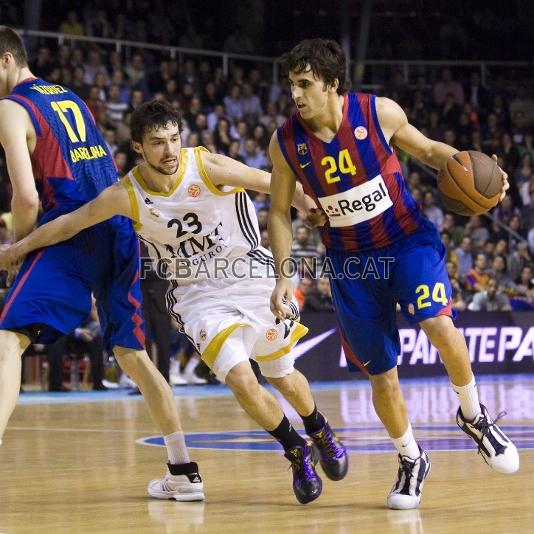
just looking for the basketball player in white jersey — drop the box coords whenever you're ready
[0,100,348,504]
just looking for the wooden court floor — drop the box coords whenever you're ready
[1,375,533,534]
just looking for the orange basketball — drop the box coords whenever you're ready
[437,151,502,216]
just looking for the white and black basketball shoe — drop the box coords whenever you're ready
[387,447,431,510]
[456,404,519,474]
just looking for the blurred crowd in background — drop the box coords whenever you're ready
[1,0,534,390]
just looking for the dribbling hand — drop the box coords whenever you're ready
[491,154,509,203]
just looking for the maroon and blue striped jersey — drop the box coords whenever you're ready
[277,92,425,251]
[3,77,117,213]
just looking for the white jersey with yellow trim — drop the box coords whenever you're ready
[124,146,273,283]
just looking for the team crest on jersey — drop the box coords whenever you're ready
[188,184,201,198]
[149,207,161,218]
[354,126,368,140]
[297,143,308,155]
[265,328,278,342]
[200,330,207,341]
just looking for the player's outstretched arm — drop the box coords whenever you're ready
[200,149,311,212]
[0,100,40,241]
[376,96,457,170]
[0,181,132,270]
[268,132,297,320]
[377,97,509,200]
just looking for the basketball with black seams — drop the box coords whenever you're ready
[437,151,502,216]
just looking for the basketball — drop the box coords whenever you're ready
[437,151,503,216]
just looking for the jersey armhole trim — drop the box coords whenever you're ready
[194,146,244,196]
[276,128,300,177]
[123,176,142,230]
[3,95,42,137]
[370,95,393,156]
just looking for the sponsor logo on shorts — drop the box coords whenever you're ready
[265,328,278,341]
[149,207,161,218]
[188,184,201,198]
[318,175,392,227]
[354,126,368,140]
[200,330,207,341]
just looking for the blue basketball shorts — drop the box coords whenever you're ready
[327,219,454,376]
[0,215,145,350]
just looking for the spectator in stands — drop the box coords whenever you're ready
[507,241,532,281]
[455,236,473,277]
[83,50,109,86]
[223,85,244,122]
[85,85,107,126]
[509,85,534,127]
[260,101,286,128]
[260,229,270,250]
[106,85,130,127]
[521,187,534,229]
[464,215,490,251]
[465,253,490,293]
[465,71,489,111]
[292,226,322,262]
[423,190,443,229]
[512,153,532,187]
[442,212,464,246]
[124,52,146,89]
[86,9,112,38]
[514,265,534,297]
[242,138,268,169]
[240,82,263,124]
[468,277,512,311]
[304,276,334,312]
[446,260,467,312]
[256,208,269,232]
[433,67,464,106]
[294,277,314,310]
[441,229,458,265]
[487,254,516,294]
[59,11,85,36]
[213,118,234,154]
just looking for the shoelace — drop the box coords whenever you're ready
[399,456,417,482]
[313,429,344,460]
[473,410,507,456]
[287,448,316,481]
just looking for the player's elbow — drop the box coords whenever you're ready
[12,191,39,211]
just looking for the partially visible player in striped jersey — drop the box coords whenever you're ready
[0,100,348,505]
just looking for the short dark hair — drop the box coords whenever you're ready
[130,100,183,143]
[0,26,28,67]
[279,39,347,94]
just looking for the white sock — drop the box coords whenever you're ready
[163,431,190,465]
[452,376,481,421]
[391,424,420,460]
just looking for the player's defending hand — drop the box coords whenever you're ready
[491,154,509,203]
[271,278,295,320]
[0,244,23,287]
[303,208,327,229]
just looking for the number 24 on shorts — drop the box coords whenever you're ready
[415,283,448,309]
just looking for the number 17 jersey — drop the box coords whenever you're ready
[3,77,117,214]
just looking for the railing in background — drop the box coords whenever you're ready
[16,29,532,87]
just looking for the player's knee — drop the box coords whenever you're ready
[225,363,259,398]
[267,372,296,395]
[420,316,456,349]
[370,370,402,403]
[113,347,149,371]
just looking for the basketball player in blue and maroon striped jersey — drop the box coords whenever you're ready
[0,26,203,501]
[269,39,518,509]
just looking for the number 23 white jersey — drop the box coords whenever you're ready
[124,146,272,283]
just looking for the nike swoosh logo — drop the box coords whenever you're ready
[291,328,337,359]
[300,162,311,169]
[363,360,372,367]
